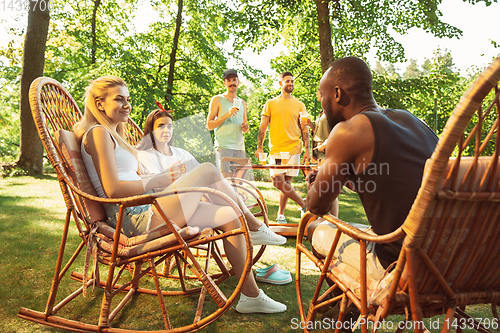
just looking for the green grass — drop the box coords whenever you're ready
[0,175,496,332]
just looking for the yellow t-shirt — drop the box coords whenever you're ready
[262,96,306,155]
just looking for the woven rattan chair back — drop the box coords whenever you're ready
[395,57,500,323]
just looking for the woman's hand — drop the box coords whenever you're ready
[141,168,181,192]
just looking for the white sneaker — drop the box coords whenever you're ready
[250,224,286,246]
[276,214,287,224]
[235,289,287,314]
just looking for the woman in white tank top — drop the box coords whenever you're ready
[73,76,286,314]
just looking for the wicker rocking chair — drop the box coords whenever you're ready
[296,56,500,333]
[17,77,258,332]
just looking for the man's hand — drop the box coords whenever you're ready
[241,121,249,133]
[255,147,263,159]
[306,169,318,190]
[228,106,239,117]
[300,117,313,129]
[302,149,311,164]
[314,140,327,152]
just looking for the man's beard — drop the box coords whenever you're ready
[325,109,340,130]
[284,86,293,93]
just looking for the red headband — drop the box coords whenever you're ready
[155,100,173,113]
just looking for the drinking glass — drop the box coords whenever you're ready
[300,111,308,125]
[273,153,282,165]
[233,98,242,110]
[258,153,268,165]
[280,152,290,165]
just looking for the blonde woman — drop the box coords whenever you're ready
[74,76,286,314]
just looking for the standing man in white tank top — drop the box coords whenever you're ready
[207,69,249,177]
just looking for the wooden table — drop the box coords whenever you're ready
[233,163,317,179]
[234,163,318,236]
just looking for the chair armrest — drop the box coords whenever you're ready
[221,157,251,166]
[298,212,405,244]
[322,214,405,243]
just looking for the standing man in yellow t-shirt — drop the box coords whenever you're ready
[255,71,310,223]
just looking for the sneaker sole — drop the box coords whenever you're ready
[255,276,292,285]
[235,305,287,314]
[252,238,287,246]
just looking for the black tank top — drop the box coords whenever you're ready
[346,109,438,268]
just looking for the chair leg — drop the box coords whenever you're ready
[492,302,500,332]
[149,258,172,330]
[44,209,72,317]
[438,302,457,333]
[406,249,424,333]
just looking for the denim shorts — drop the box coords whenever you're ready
[105,203,153,237]
[215,147,246,173]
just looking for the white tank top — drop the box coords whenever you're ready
[81,125,141,198]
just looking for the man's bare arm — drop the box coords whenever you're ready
[257,115,269,148]
[255,115,270,157]
[207,96,235,130]
[306,115,374,215]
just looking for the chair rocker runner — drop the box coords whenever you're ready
[296,56,500,333]
[18,77,256,332]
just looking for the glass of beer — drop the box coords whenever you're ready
[258,153,268,165]
[280,152,290,165]
[273,153,282,165]
[300,111,308,126]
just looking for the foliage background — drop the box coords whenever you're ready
[0,0,498,166]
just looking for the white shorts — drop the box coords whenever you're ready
[269,153,300,177]
[311,219,386,280]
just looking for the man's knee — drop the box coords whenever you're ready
[272,174,286,189]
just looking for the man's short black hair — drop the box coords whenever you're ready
[327,57,372,99]
[279,71,293,81]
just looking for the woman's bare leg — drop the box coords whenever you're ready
[153,163,263,231]
[187,202,259,297]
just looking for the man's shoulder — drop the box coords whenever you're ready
[210,94,222,102]
[266,96,282,104]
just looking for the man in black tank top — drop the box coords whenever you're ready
[306,57,438,279]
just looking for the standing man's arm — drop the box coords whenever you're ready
[241,100,249,133]
[255,115,270,158]
[207,96,235,130]
[300,106,311,163]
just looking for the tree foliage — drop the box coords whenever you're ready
[0,0,498,168]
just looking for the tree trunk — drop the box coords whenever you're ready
[91,0,102,64]
[316,0,334,73]
[165,0,183,107]
[15,0,50,174]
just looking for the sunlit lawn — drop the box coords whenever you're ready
[0,175,495,332]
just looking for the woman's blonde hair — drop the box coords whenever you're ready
[73,75,136,156]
